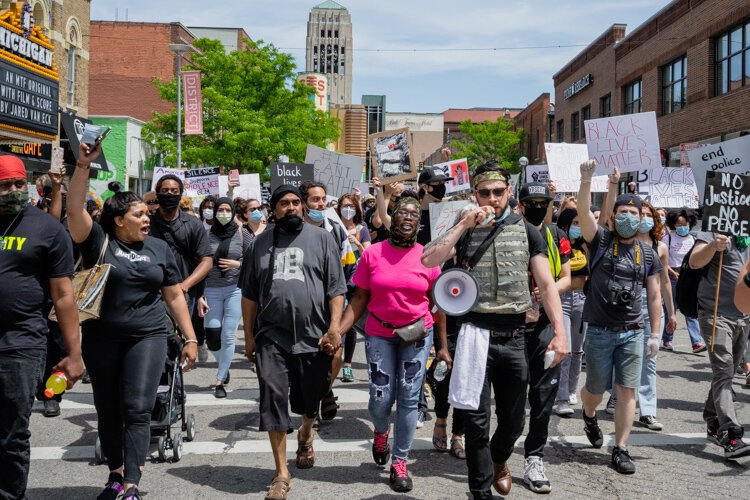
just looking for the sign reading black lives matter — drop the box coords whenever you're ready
[270,162,314,192]
[702,171,750,237]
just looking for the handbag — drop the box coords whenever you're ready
[370,312,428,344]
[49,235,113,323]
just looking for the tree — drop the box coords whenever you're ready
[144,39,340,175]
[451,118,525,172]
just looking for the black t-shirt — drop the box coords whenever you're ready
[0,206,74,351]
[149,210,213,297]
[417,208,431,246]
[461,222,548,331]
[79,223,182,340]
[365,206,389,244]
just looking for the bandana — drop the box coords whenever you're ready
[472,171,508,187]
[389,196,420,248]
[735,235,750,252]
[0,155,25,181]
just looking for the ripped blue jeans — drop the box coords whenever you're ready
[365,328,433,462]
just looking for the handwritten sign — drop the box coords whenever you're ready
[687,134,750,197]
[368,128,416,183]
[433,158,471,194]
[679,142,702,168]
[544,143,608,192]
[305,144,364,197]
[152,166,186,191]
[429,200,470,241]
[219,173,261,200]
[585,111,660,175]
[632,167,699,208]
[185,167,220,197]
[702,171,750,236]
[270,162,314,192]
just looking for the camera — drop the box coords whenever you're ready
[607,281,635,310]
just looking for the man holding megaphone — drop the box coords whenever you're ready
[422,162,568,499]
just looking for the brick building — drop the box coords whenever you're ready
[513,93,552,165]
[553,0,750,164]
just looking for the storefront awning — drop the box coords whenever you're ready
[60,111,109,173]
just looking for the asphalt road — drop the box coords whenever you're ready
[26,319,750,499]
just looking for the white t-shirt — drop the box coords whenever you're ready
[663,232,695,269]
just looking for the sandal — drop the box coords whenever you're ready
[450,437,466,460]
[295,428,316,469]
[266,475,292,500]
[320,390,339,421]
[432,422,448,452]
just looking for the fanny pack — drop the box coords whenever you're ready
[369,312,427,344]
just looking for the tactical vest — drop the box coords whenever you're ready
[465,218,533,314]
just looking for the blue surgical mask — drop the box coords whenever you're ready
[615,213,640,238]
[675,226,690,237]
[202,209,214,221]
[495,207,511,223]
[250,209,263,223]
[639,216,654,234]
[307,208,326,223]
[568,226,582,240]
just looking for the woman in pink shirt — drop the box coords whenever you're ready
[339,193,446,494]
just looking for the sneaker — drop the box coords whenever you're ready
[96,472,124,500]
[372,429,391,465]
[523,456,551,494]
[416,410,427,429]
[707,425,719,445]
[214,385,227,399]
[611,446,636,474]
[583,412,603,448]
[554,401,574,417]
[718,428,750,459]
[605,396,617,415]
[43,399,61,418]
[660,340,673,351]
[639,415,663,431]
[568,393,578,406]
[122,486,142,500]
[341,366,354,382]
[81,370,91,384]
[389,458,413,492]
[692,343,707,354]
[198,343,209,364]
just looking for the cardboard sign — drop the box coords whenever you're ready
[544,143,608,192]
[219,173,261,201]
[632,167,699,208]
[305,145,364,197]
[368,128,417,183]
[687,134,750,197]
[270,162,314,192]
[429,200,470,241]
[702,171,750,236]
[433,158,471,194]
[152,167,186,191]
[185,167,220,197]
[584,111,661,175]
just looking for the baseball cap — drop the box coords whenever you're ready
[418,166,453,185]
[518,182,552,202]
[613,193,642,212]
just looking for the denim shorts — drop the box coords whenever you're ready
[584,325,644,395]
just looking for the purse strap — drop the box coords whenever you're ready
[370,311,422,330]
[97,235,110,266]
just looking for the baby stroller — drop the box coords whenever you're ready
[94,316,196,464]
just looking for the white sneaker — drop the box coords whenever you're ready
[198,343,209,364]
[554,401,574,416]
[568,393,578,406]
[606,396,617,415]
[524,456,551,493]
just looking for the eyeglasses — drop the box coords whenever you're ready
[395,209,420,220]
[522,200,549,209]
[476,188,507,198]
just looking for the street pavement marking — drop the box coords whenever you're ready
[30,432,712,461]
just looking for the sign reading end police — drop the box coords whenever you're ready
[270,162,314,192]
[702,171,750,237]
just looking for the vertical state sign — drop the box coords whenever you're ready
[182,70,203,135]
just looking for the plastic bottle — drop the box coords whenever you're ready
[433,360,449,382]
[44,371,67,398]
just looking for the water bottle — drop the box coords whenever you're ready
[433,360,448,382]
[44,371,67,398]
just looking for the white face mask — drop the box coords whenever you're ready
[202,209,214,220]
[341,207,356,220]
[215,212,233,226]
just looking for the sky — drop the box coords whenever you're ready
[91,0,670,113]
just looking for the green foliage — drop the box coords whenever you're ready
[452,118,525,173]
[143,39,340,177]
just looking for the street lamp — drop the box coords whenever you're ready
[169,43,193,169]
[518,156,529,168]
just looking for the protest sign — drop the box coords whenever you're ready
[633,167,698,208]
[544,143,608,192]
[584,111,660,175]
[701,171,750,236]
[687,134,750,197]
[270,162,314,192]
[429,200,470,241]
[679,143,702,168]
[185,167,220,197]
[305,145,364,197]
[152,166,186,191]
[526,165,549,184]
[433,158,471,194]
[368,128,416,183]
[219,173,261,200]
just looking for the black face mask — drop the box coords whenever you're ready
[157,193,181,212]
[428,183,446,201]
[524,206,547,226]
[276,213,304,234]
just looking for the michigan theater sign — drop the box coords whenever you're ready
[0,2,58,142]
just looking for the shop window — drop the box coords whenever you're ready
[662,55,687,114]
[624,79,642,115]
[600,94,611,117]
[66,20,80,108]
[571,112,580,142]
[715,21,750,95]
[581,105,591,138]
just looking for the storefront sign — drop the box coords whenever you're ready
[563,74,592,100]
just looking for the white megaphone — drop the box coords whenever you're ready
[433,268,480,316]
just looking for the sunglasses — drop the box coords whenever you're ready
[476,188,507,198]
[522,200,549,209]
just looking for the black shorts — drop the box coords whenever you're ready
[255,337,333,433]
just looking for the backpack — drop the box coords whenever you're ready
[584,230,653,295]
[675,245,708,318]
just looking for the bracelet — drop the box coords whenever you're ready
[580,180,591,184]
[610,181,618,185]
[76,161,90,170]
[184,339,198,345]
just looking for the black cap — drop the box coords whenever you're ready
[518,182,552,202]
[418,166,453,185]
[270,184,302,210]
[613,193,642,212]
